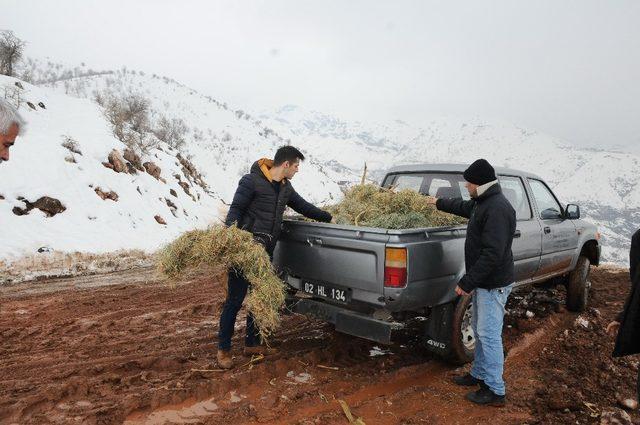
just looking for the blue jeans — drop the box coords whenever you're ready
[217,268,261,351]
[470,284,513,396]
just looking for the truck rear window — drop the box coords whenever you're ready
[383,173,471,200]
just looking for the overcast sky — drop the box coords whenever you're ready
[3,0,640,150]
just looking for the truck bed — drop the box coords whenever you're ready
[273,219,467,312]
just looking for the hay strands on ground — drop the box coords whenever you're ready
[241,354,265,369]
[190,368,226,373]
[337,399,366,425]
[317,364,340,370]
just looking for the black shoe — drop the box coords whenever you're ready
[465,387,506,407]
[453,373,484,387]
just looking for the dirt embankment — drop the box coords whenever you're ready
[0,267,638,424]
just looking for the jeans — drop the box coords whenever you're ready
[217,268,261,351]
[470,284,513,396]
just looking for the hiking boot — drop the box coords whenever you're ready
[465,387,506,407]
[453,373,484,387]
[243,345,278,356]
[216,349,233,369]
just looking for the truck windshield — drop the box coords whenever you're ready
[382,173,471,200]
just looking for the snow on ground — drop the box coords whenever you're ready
[0,75,220,264]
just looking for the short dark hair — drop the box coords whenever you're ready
[274,145,305,166]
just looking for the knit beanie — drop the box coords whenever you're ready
[463,159,496,185]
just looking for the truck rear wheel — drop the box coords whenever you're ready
[447,295,475,365]
[566,255,591,312]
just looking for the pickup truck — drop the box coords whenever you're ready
[273,164,601,364]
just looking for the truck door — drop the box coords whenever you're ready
[498,175,541,284]
[527,178,579,278]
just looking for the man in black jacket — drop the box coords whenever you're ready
[427,159,516,406]
[607,228,640,402]
[217,146,332,369]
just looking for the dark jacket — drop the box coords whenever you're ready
[436,182,516,293]
[225,158,332,251]
[613,229,640,357]
[613,268,640,357]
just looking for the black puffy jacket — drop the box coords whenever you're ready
[613,229,640,357]
[436,182,516,292]
[225,158,332,251]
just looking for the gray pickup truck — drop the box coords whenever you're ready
[273,164,601,364]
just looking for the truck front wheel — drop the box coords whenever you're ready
[448,295,475,365]
[566,255,591,312]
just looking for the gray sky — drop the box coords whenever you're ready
[3,0,640,150]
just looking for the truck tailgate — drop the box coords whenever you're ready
[273,221,390,304]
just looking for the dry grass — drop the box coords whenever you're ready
[327,184,466,229]
[0,250,153,284]
[157,226,285,342]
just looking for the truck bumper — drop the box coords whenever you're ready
[288,297,404,345]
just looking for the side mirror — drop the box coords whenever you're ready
[565,204,580,219]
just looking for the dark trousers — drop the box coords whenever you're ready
[217,245,273,351]
[217,268,261,350]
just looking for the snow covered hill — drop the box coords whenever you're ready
[46,70,345,204]
[2,60,637,270]
[0,74,221,261]
[261,105,640,265]
[0,70,344,271]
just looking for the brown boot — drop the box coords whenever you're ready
[243,345,278,356]
[217,349,233,369]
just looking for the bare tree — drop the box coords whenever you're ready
[0,32,26,77]
[153,116,187,150]
[102,92,158,153]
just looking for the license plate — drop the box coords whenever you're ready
[302,281,350,303]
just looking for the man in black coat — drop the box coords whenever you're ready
[427,159,516,406]
[217,146,332,369]
[607,228,640,402]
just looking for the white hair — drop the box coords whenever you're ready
[0,98,26,135]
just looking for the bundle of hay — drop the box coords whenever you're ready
[157,226,285,342]
[327,184,466,229]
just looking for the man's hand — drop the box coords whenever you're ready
[606,321,620,335]
[455,285,470,296]
[425,196,438,206]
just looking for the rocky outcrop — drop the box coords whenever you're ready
[154,215,167,225]
[107,149,127,173]
[143,161,162,180]
[123,148,144,172]
[94,188,119,201]
[13,196,66,217]
[176,153,208,191]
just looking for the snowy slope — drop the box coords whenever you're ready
[262,106,640,265]
[0,75,220,260]
[4,62,636,267]
[48,71,344,205]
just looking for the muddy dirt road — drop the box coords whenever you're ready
[1,267,638,424]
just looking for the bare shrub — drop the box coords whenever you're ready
[153,116,187,150]
[101,92,159,153]
[0,31,25,77]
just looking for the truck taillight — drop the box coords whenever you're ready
[384,248,407,288]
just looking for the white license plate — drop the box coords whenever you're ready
[302,281,350,303]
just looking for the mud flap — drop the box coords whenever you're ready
[423,302,455,357]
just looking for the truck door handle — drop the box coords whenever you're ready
[306,238,323,246]
[513,230,521,238]
[544,226,551,234]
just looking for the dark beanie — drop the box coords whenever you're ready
[463,159,496,185]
